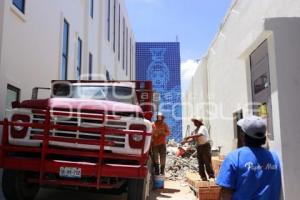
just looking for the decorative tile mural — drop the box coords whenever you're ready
[136,42,182,142]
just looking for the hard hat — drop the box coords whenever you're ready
[157,112,164,116]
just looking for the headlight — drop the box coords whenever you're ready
[11,114,30,139]
[13,120,25,131]
[129,124,147,149]
[132,134,143,142]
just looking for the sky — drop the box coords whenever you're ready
[125,0,232,92]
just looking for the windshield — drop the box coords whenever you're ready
[54,85,137,105]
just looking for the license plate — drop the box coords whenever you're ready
[59,167,81,179]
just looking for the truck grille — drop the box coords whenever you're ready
[30,112,127,148]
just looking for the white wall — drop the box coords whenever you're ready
[202,0,300,154]
[265,17,300,199]
[0,1,135,197]
[0,0,6,122]
[182,58,210,138]
[0,0,135,117]
[183,0,300,198]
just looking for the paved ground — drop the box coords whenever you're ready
[0,173,196,200]
[149,180,196,200]
[35,189,127,200]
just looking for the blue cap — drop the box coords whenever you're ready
[237,116,267,139]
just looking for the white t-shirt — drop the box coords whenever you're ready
[196,125,209,145]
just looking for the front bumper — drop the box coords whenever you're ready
[0,117,150,189]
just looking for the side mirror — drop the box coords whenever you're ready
[11,101,20,109]
[32,87,51,100]
[52,82,71,97]
[144,111,153,121]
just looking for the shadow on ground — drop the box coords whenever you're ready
[149,188,181,199]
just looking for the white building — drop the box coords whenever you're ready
[0,0,135,121]
[183,0,300,198]
[182,59,209,138]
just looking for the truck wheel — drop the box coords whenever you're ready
[2,170,40,200]
[127,178,147,200]
[127,159,152,200]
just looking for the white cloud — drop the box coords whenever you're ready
[181,59,199,94]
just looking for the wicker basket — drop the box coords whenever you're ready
[198,185,221,200]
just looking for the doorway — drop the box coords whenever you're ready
[250,40,273,140]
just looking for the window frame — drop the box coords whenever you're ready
[106,70,111,81]
[7,84,20,101]
[113,0,116,52]
[118,4,121,61]
[6,84,21,109]
[89,53,93,80]
[77,37,83,80]
[130,37,132,78]
[126,27,128,75]
[107,0,111,41]
[122,17,125,70]
[90,0,94,18]
[12,0,25,14]
[61,19,70,80]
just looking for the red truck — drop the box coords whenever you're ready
[0,80,155,200]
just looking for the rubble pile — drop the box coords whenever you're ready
[165,154,198,180]
[165,140,198,181]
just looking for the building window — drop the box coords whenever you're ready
[254,73,268,94]
[122,17,125,70]
[233,110,244,148]
[113,0,116,52]
[131,43,134,78]
[90,0,94,18]
[118,4,121,61]
[6,84,20,109]
[76,38,82,80]
[130,37,132,77]
[61,19,69,80]
[126,27,128,75]
[106,70,111,81]
[250,40,273,140]
[12,0,25,13]
[89,53,93,80]
[107,0,111,41]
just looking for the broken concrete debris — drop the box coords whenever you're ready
[165,143,198,181]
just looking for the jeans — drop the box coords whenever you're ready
[197,142,215,180]
[152,144,167,174]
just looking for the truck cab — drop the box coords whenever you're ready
[0,80,154,200]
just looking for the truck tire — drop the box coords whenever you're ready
[127,178,147,200]
[127,159,152,200]
[2,170,40,200]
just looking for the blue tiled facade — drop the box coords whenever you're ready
[136,42,182,142]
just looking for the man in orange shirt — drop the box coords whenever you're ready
[152,112,170,175]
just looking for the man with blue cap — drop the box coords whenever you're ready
[216,116,281,200]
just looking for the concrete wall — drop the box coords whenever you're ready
[0,1,5,198]
[183,0,300,198]
[0,0,6,122]
[265,17,300,200]
[184,0,300,152]
[182,59,210,138]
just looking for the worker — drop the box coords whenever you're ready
[152,112,170,175]
[216,116,281,200]
[182,118,215,181]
